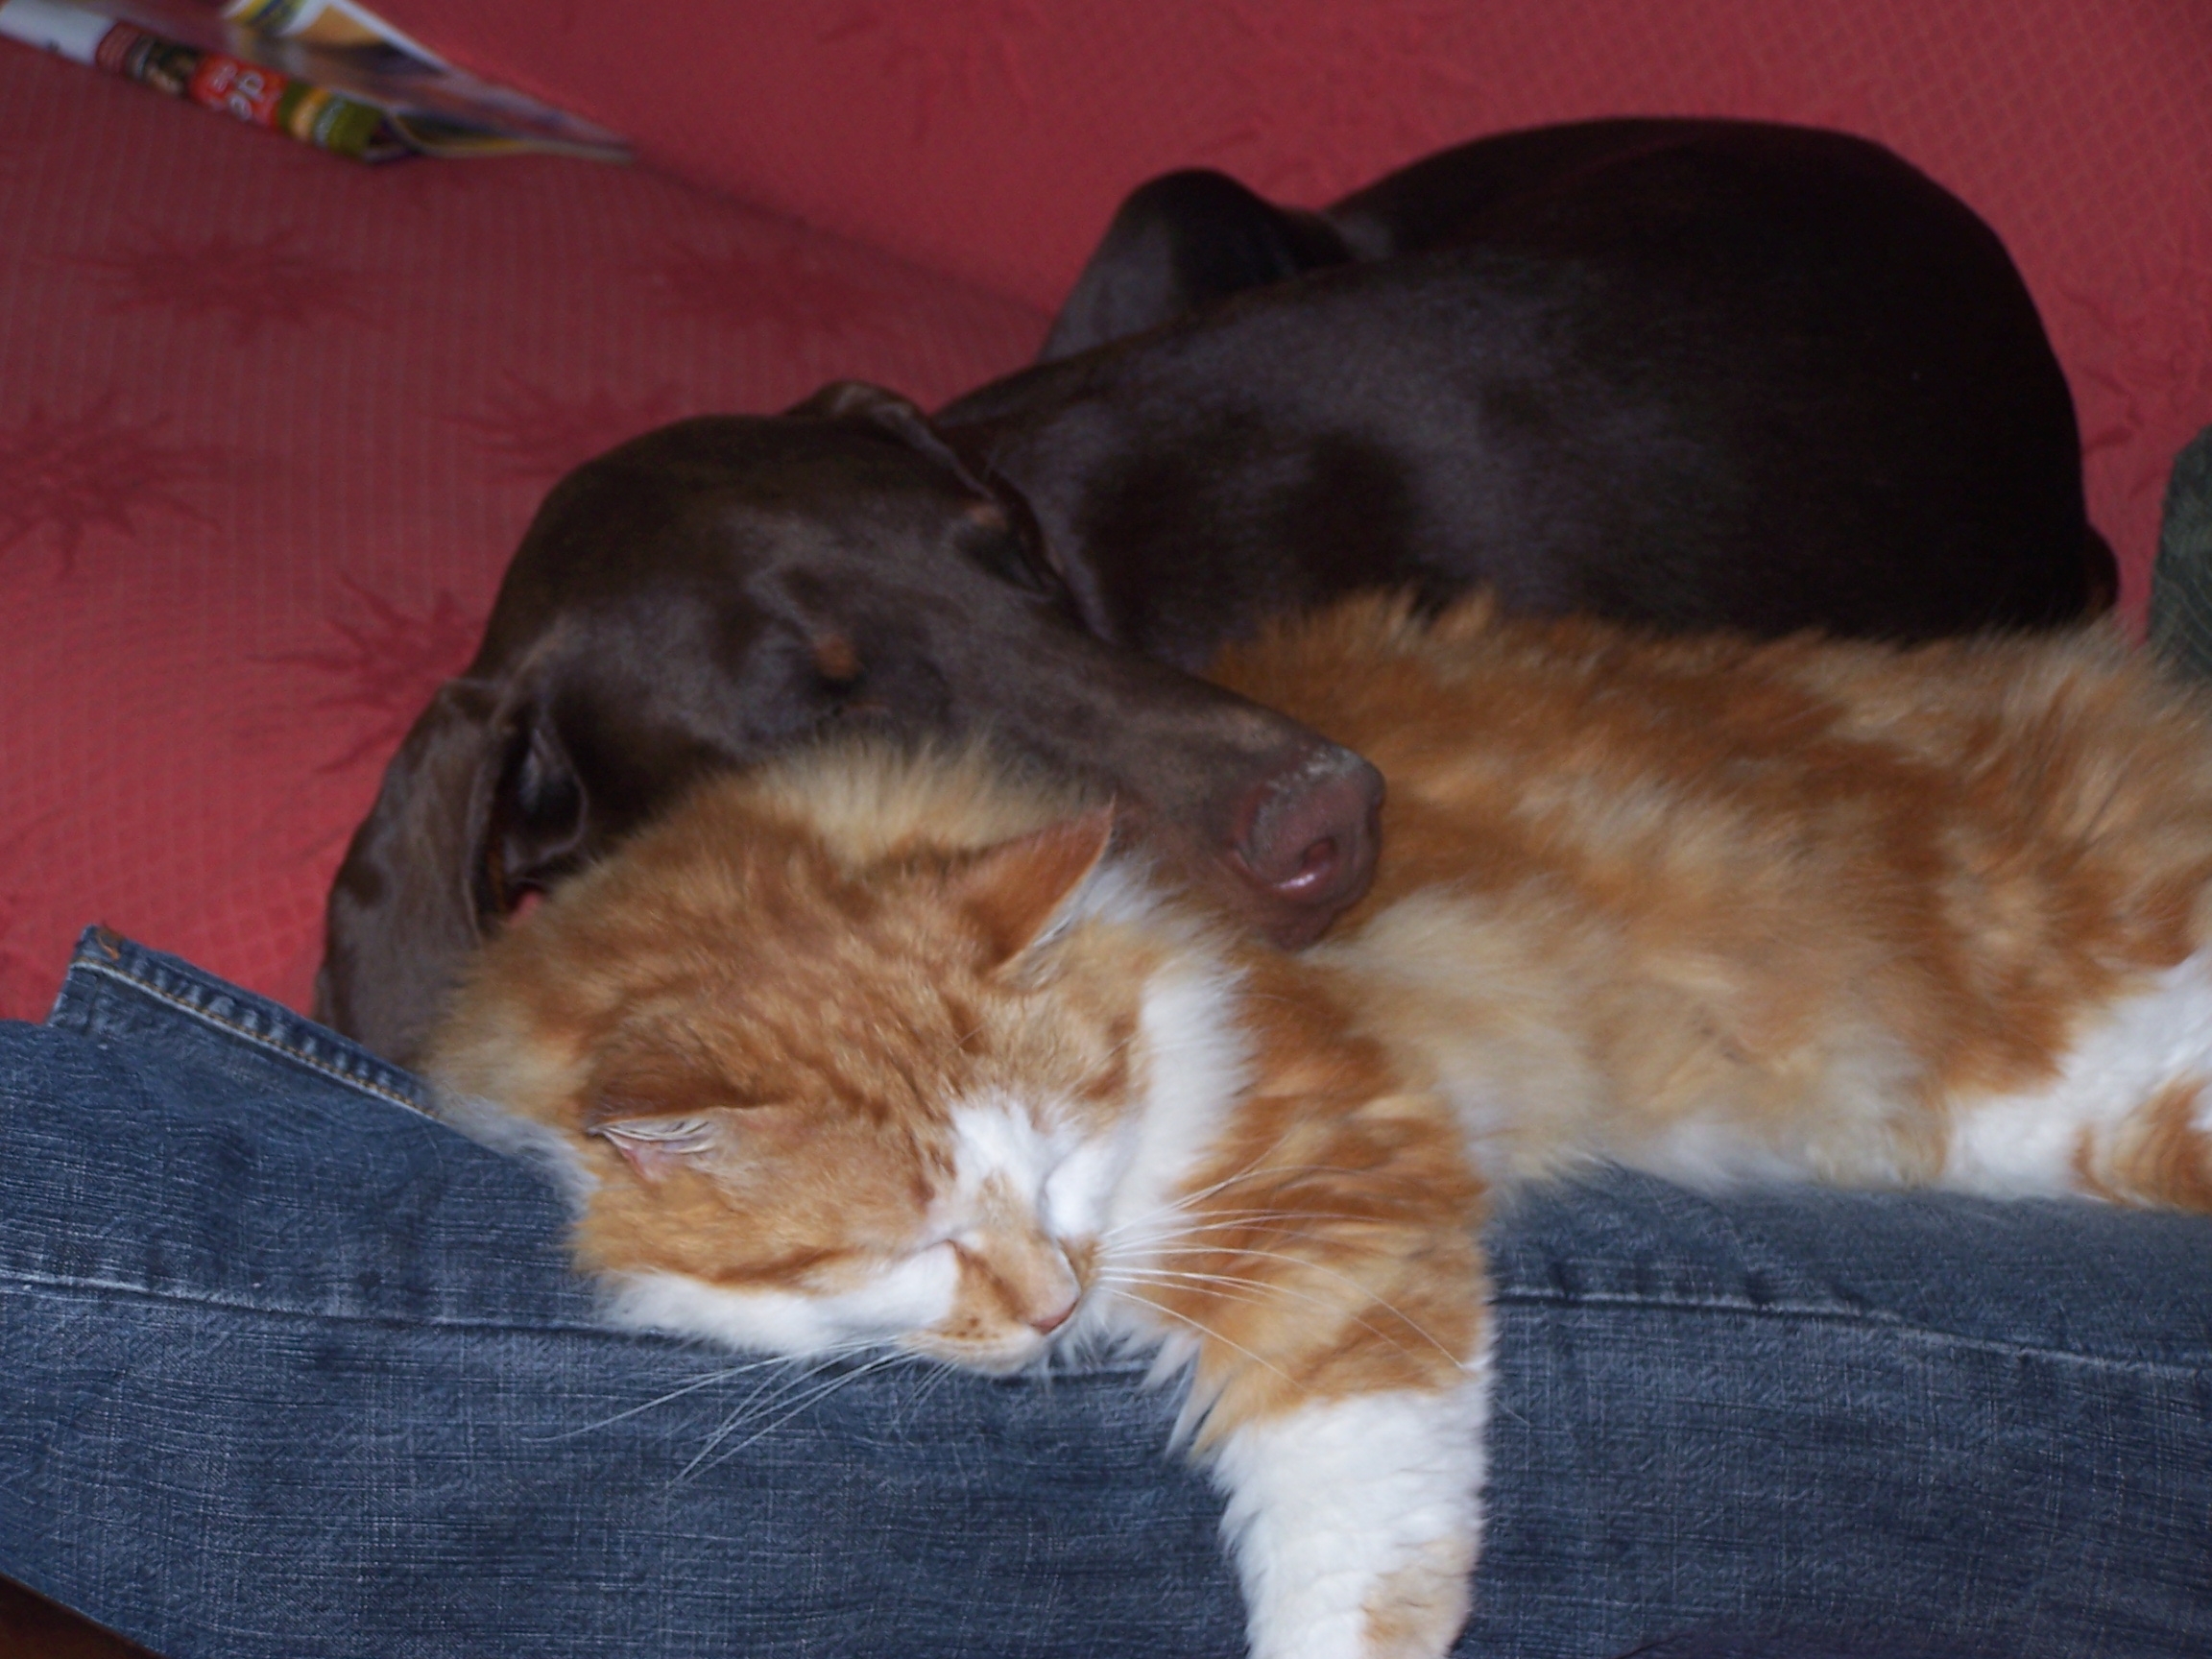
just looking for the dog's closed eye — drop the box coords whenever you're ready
[954,498,1065,602]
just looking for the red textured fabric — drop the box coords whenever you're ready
[372,0,2212,628]
[0,41,1045,1021]
[5,2,2208,1027]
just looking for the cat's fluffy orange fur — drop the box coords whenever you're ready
[426,593,2212,1659]
[1217,594,2212,1203]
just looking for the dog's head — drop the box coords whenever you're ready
[318,383,1381,1065]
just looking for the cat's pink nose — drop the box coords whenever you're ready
[1028,1297,1076,1335]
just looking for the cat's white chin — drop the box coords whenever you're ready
[900,1325,1060,1376]
[595,1262,1070,1378]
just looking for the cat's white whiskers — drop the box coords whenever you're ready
[1094,1266,1274,1299]
[939,1022,987,1063]
[1106,1208,1412,1247]
[1134,1242,1466,1363]
[1094,1267,1325,1333]
[1098,1286,1297,1389]
[1106,1123,1309,1238]
[894,1354,970,1423]
[1100,1163,1431,1244]
[1097,1262,1461,1370]
[678,1350,915,1481]
[678,1356,843,1472]
[709,1350,918,1470]
[535,1348,873,1441]
[678,1343,893,1469]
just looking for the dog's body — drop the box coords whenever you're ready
[320,118,2110,1068]
[989,118,2105,648]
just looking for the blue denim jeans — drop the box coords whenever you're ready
[4,928,2209,1659]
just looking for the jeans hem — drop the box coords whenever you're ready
[47,926,429,1118]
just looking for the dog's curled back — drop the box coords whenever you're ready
[426,595,2212,1659]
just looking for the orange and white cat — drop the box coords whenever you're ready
[425,593,2212,1659]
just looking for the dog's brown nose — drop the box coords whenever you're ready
[1229,743,1382,946]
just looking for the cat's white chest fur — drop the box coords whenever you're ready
[1082,946,1493,1659]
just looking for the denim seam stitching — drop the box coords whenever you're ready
[1494,1286,2212,1372]
[1497,1287,1892,1320]
[1,1266,626,1338]
[71,959,428,1117]
[0,1274,1163,1379]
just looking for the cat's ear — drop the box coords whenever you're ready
[584,1040,757,1182]
[953,806,1116,970]
[589,1113,721,1182]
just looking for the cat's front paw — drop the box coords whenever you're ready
[1349,1534,1478,1659]
[1210,1374,1489,1659]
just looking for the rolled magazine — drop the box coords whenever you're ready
[0,0,628,161]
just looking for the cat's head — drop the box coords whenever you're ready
[429,746,1217,1375]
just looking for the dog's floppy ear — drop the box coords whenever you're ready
[790,380,1000,497]
[790,380,1063,602]
[1039,167,1352,361]
[320,671,599,1067]
[315,679,515,1068]
[788,377,932,435]
[481,707,589,918]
